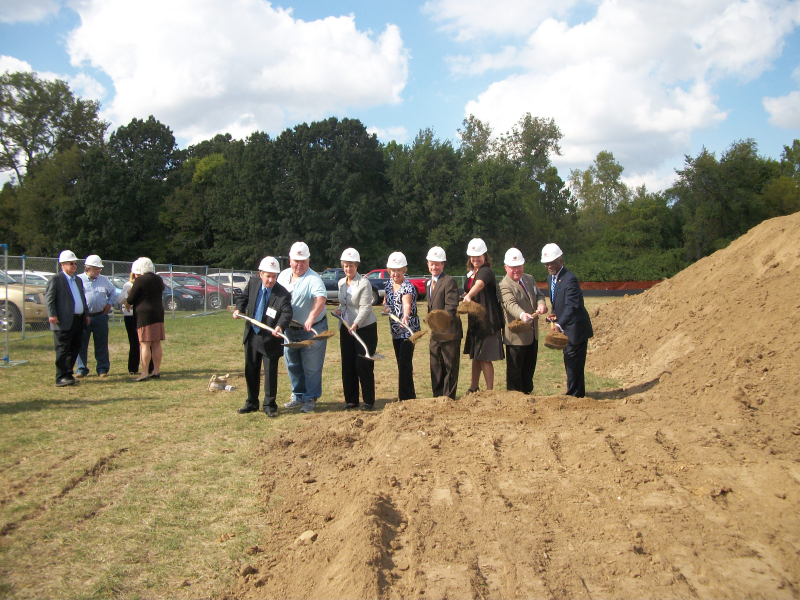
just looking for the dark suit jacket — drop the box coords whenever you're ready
[548,267,593,345]
[45,271,89,331]
[236,278,293,358]
[426,273,463,343]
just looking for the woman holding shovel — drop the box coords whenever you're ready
[382,252,421,401]
[461,238,504,394]
[333,248,378,411]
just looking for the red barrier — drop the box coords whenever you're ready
[535,280,662,290]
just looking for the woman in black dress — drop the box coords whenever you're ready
[462,238,504,393]
[126,257,165,381]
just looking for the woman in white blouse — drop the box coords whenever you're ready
[333,248,378,410]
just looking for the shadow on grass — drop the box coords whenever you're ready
[586,372,667,401]
[0,395,161,415]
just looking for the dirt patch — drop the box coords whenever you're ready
[230,214,800,599]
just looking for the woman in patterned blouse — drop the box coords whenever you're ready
[382,251,420,400]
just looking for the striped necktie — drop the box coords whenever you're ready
[550,276,556,301]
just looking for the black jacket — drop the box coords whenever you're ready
[45,271,89,331]
[548,267,593,345]
[236,278,293,357]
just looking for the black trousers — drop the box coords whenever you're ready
[244,333,280,410]
[124,315,154,374]
[506,339,538,394]
[430,338,460,399]
[564,340,588,397]
[53,315,85,381]
[340,322,377,406]
[392,337,416,400]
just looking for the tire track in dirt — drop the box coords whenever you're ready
[0,447,128,537]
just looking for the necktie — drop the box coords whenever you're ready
[550,276,556,301]
[519,278,530,300]
[253,287,266,333]
[430,277,436,296]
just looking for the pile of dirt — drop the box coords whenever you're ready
[229,213,800,599]
[588,212,800,454]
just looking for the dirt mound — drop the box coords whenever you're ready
[588,212,800,454]
[229,214,800,599]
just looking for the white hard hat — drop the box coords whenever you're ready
[131,259,142,275]
[58,250,78,263]
[426,246,446,262]
[540,243,563,263]
[289,241,310,260]
[85,254,104,268]
[386,251,408,269]
[504,248,525,267]
[340,248,360,262]
[258,256,281,273]
[466,238,488,256]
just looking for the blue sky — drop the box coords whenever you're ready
[2,0,799,190]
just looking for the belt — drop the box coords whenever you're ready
[289,316,327,330]
[89,311,105,317]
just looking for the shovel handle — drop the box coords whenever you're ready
[291,319,319,336]
[331,312,371,354]
[388,312,416,336]
[235,313,291,344]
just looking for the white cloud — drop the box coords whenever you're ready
[0,0,59,23]
[66,0,409,144]
[0,55,33,73]
[367,125,409,144]
[422,0,578,41]
[763,90,800,128]
[432,0,800,176]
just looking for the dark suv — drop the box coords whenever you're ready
[156,272,242,310]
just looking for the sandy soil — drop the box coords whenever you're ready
[230,213,800,599]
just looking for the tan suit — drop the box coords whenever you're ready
[499,273,546,394]
[426,273,462,399]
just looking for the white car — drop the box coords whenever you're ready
[208,272,252,292]
[5,270,55,287]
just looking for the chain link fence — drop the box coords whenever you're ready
[1,250,255,348]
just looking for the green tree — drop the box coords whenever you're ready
[0,71,107,183]
[760,139,800,219]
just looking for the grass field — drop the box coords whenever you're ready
[0,298,617,599]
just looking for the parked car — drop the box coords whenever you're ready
[158,276,205,311]
[364,269,428,301]
[208,272,252,292]
[156,272,242,310]
[0,271,49,331]
[5,270,55,287]
[319,268,382,305]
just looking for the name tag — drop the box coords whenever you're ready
[266,307,277,318]
[97,287,106,293]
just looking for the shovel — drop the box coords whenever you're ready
[388,313,428,344]
[234,313,315,348]
[292,319,337,341]
[331,312,385,361]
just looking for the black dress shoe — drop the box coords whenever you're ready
[55,378,75,387]
[264,407,278,418]
[344,403,358,410]
[360,403,374,411]
[237,406,258,414]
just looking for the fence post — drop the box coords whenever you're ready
[204,265,209,314]
[20,255,26,339]
[0,244,27,367]
[169,263,175,319]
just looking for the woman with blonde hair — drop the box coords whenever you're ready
[333,248,378,410]
[125,257,165,381]
[382,252,420,401]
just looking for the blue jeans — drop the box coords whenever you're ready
[283,316,328,402]
[76,313,110,375]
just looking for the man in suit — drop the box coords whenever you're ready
[233,256,293,417]
[541,243,594,397]
[499,248,547,394]
[45,250,90,387]
[425,246,462,399]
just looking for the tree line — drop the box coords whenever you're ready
[1,71,798,280]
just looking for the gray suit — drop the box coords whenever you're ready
[45,271,89,382]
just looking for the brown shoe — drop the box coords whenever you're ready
[98,373,108,378]
[74,373,87,379]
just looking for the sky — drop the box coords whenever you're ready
[1,0,799,191]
